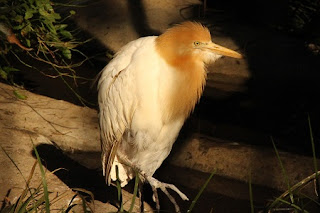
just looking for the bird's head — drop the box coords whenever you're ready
[156,22,242,67]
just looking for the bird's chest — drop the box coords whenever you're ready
[158,61,206,123]
[119,117,184,175]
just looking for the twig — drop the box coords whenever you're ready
[1,87,73,134]
[267,171,320,211]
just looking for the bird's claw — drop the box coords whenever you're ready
[145,175,188,213]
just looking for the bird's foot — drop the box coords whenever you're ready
[144,174,188,213]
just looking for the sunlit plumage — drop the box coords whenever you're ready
[98,21,242,211]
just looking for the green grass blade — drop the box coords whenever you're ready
[267,171,320,210]
[300,192,320,206]
[128,172,139,213]
[277,198,309,213]
[81,196,90,213]
[248,171,254,213]
[271,136,294,204]
[115,165,123,212]
[16,191,37,213]
[65,194,78,213]
[65,204,77,213]
[33,145,50,213]
[187,169,216,213]
[307,114,319,196]
[308,115,318,172]
[1,189,12,212]
[0,146,37,213]
[24,195,46,212]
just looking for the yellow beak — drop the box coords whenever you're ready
[206,42,242,59]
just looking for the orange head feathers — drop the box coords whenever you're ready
[156,21,242,69]
[156,22,242,121]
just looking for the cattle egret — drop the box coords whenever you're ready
[98,21,242,212]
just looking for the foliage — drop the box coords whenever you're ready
[265,120,320,213]
[187,170,216,213]
[288,0,320,54]
[0,0,91,104]
[288,0,320,31]
[0,145,93,213]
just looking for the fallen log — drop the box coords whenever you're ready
[0,82,319,198]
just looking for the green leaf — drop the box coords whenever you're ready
[41,10,61,23]
[13,15,23,23]
[24,9,34,20]
[3,66,19,72]
[38,7,49,17]
[52,12,61,20]
[62,48,72,59]
[64,42,78,49]
[13,90,27,100]
[55,24,68,30]
[0,15,6,20]
[21,23,32,36]
[0,67,7,80]
[25,38,31,47]
[45,21,56,34]
[44,3,53,11]
[60,30,72,39]
[21,3,29,11]
[13,22,25,30]
[35,0,44,8]
[70,10,76,15]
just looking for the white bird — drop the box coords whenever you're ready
[98,21,242,212]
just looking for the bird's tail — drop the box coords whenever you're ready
[102,140,119,185]
[102,141,133,186]
[109,156,133,187]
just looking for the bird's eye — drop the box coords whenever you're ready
[194,41,201,46]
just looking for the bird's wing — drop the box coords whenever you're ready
[97,37,152,184]
[98,66,136,185]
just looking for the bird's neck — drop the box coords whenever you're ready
[158,52,207,122]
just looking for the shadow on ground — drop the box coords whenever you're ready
[32,144,282,213]
[32,144,118,205]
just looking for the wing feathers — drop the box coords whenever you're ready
[98,37,156,185]
[98,60,137,185]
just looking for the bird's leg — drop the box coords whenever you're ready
[117,154,188,212]
[142,172,189,213]
[150,182,160,211]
